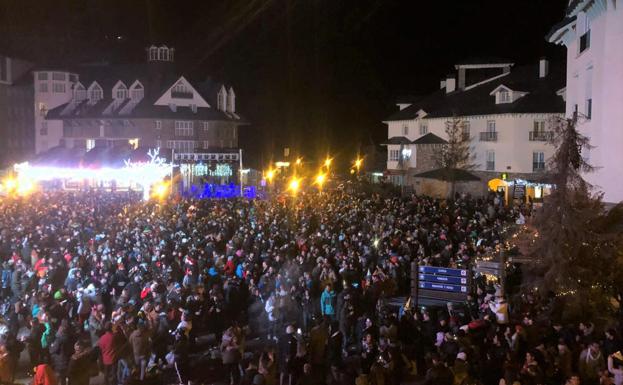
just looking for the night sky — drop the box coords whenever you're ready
[0,0,568,168]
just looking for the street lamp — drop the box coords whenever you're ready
[288,176,301,195]
[354,157,363,171]
[295,157,302,166]
[314,172,326,189]
[324,157,333,169]
[265,168,275,183]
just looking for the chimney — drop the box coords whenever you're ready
[440,80,446,89]
[539,57,549,78]
[445,74,456,94]
[458,67,466,90]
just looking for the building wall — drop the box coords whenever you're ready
[561,2,623,203]
[62,118,239,151]
[386,112,561,181]
[0,57,35,166]
[33,71,76,154]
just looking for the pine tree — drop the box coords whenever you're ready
[434,116,477,198]
[525,114,623,321]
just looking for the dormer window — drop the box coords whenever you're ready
[89,83,103,103]
[499,90,510,103]
[74,83,86,101]
[149,46,157,61]
[158,47,168,61]
[227,87,236,113]
[217,87,227,111]
[113,82,128,99]
[130,82,144,100]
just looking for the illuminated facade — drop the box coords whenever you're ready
[42,45,247,185]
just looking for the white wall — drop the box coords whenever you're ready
[562,3,623,203]
[386,113,561,175]
[33,71,76,154]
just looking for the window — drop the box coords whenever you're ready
[149,47,157,61]
[166,140,196,152]
[389,149,400,161]
[155,120,162,130]
[533,152,545,171]
[38,102,48,116]
[52,72,65,81]
[579,28,591,54]
[586,98,592,119]
[130,83,143,99]
[533,120,545,133]
[461,121,470,140]
[203,141,210,149]
[402,125,409,136]
[202,122,209,131]
[39,83,48,93]
[53,83,66,93]
[173,83,188,94]
[158,47,168,61]
[86,139,95,151]
[37,72,48,80]
[156,140,162,148]
[90,85,103,102]
[175,121,194,136]
[74,84,86,101]
[40,122,48,136]
[419,122,428,135]
[499,90,510,103]
[115,84,128,99]
[486,151,495,171]
[486,120,496,132]
[217,89,227,111]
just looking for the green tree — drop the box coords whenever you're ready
[434,116,477,198]
[524,114,623,322]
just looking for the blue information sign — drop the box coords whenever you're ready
[419,281,468,293]
[418,266,467,277]
[419,274,467,285]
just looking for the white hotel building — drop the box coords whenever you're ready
[547,0,623,203]
[383,58,565,190]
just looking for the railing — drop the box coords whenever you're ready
[529,131,553,141]
[533,162,546,172]
[479,132,498,141]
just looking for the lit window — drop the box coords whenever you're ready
[86,139,95,151]
[175,121,194,136]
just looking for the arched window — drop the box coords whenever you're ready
[149,47,157,61]
[158,47,168,61]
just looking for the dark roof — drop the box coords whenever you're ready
[395,95,423,104]
[381,136,412,145]
[44,62,246,123]
[454,57,513,66]
[546,16,577,42]
[412,133,447,145]
[414,168,480,182]
[385,62,565,121]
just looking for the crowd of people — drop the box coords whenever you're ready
[0,186,620,385]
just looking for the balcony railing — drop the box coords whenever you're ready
[529,131,553,141]
[533,162,546,172]
[479,132,498,141]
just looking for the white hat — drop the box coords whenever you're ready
[457,352,467,361]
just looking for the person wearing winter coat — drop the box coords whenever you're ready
[67,341,92,385]
[320,285,336,322]
[50,323,73,385]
